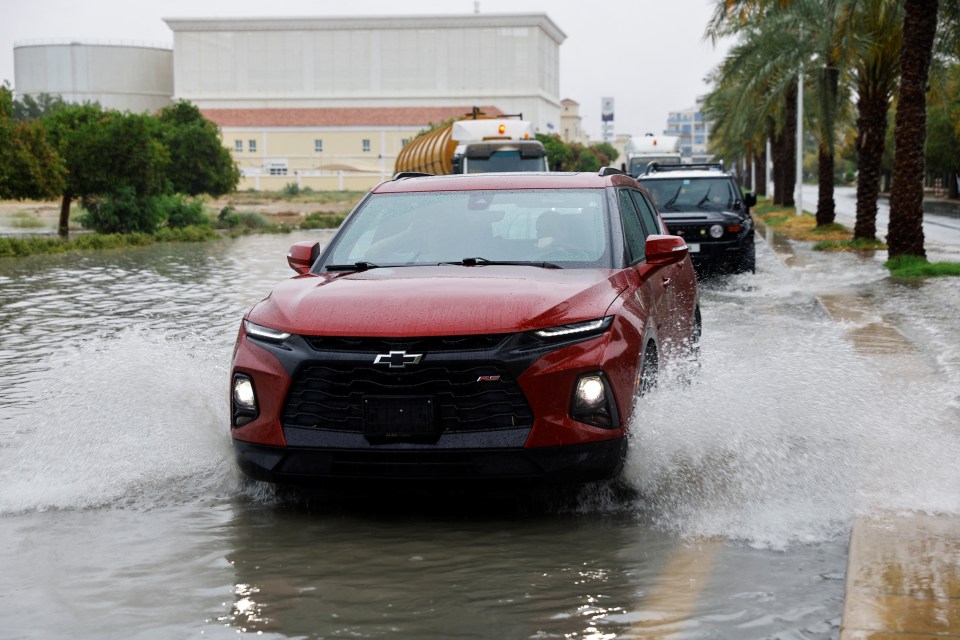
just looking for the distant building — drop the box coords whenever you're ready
[204,105,503,191]
[665,96,712,163]
[11,13,567,191]
[164,13,565,190]
[560,98,585,144]
[13,40,173,113]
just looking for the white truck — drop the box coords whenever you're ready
[622,134,682,177]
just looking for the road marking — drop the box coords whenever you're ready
[629,539,722,637]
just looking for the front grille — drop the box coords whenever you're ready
[281,360,534,434]
[305,334,508,353]
[667,223,718,241]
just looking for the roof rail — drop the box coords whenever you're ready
[392,172,434,180]
[644,162,724,175]
[598,166,626,177]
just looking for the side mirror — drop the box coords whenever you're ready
[646,234,689,265]
[287,241,321,275]
[743,192,757,208]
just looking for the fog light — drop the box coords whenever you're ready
[575,376,606,408]
[709,224,724,238]
[570,373,618,429]
[233,376,256,410]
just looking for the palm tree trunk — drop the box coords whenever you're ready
[888,0,937,260]
[855,87,889,241]
[816,65,839,226]
[816,141,836,225]
[782,82,797,208]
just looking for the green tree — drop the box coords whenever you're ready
[12,92,66,121]
[45,104,170,237]
[0,85,64,200]
[157,101,239,197]
[535,133,574,171]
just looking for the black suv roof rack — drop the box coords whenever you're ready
[644,162,724,175]
[392,171,435,180]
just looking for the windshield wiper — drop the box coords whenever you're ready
[325,261,381,272]
[696,185,714,209]
[662,185,683,211]
[442,257,562,269]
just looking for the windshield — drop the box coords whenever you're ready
[638,177,740,212]
[628,156,681,177]
[322,189,611,268]
[465,150,547,173]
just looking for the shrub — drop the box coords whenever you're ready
[160,194,211,228]
[282,182,300,196]
[301,212,345,229]
[79,186,167,234]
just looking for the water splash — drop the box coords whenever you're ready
[622,266,960,550]
[0,328,239,514]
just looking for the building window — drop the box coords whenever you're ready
[401,138,410,148]
[266,160,288,176]
[234,140,243,153]
[362,139,371,153]
[249,139,257,153]
[314,139,323,152]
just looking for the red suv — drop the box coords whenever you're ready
[230,170,699,485]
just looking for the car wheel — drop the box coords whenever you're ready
[638,343,659,396]
[738,243,756,274]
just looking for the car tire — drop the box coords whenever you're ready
[638,343,659,396]
[738,242,756,274]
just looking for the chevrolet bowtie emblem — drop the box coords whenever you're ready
[373,350,423,368]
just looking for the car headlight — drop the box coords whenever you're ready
[244,319,291,343]
[570,372,618,429]
[534,317,613,340]
[232,373,258,427]
[709,224,724,239]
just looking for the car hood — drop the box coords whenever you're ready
[247,266,629,336]
[658,209,745,224]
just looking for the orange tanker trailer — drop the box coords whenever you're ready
[395,110,548,175]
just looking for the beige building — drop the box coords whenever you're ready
[164,13,565,189]
[204,105,503,191]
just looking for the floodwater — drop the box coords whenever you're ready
[1,230,958,639]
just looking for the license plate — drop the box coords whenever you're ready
[687,243,701,253]
[363,395,437,440]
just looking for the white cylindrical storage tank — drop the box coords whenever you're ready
[14,40,174,113]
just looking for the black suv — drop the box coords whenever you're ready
[637,163,757,274]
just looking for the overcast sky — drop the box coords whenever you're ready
[1,0,731,140]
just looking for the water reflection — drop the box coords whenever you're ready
[219,504,672,638]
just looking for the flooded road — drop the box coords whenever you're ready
[1,230,958,639]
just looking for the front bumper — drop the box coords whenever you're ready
[234,436,627,485]
[230,322,641,484]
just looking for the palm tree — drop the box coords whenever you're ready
[887,0,939,259]
[851,0,902,242]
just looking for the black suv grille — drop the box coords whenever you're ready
[667,223,719,241]
[281,359,533,434]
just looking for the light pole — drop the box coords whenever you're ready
[796,66,804,216]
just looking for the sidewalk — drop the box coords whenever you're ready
[756,218,960,639]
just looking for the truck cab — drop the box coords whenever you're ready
[451,120,548,173]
